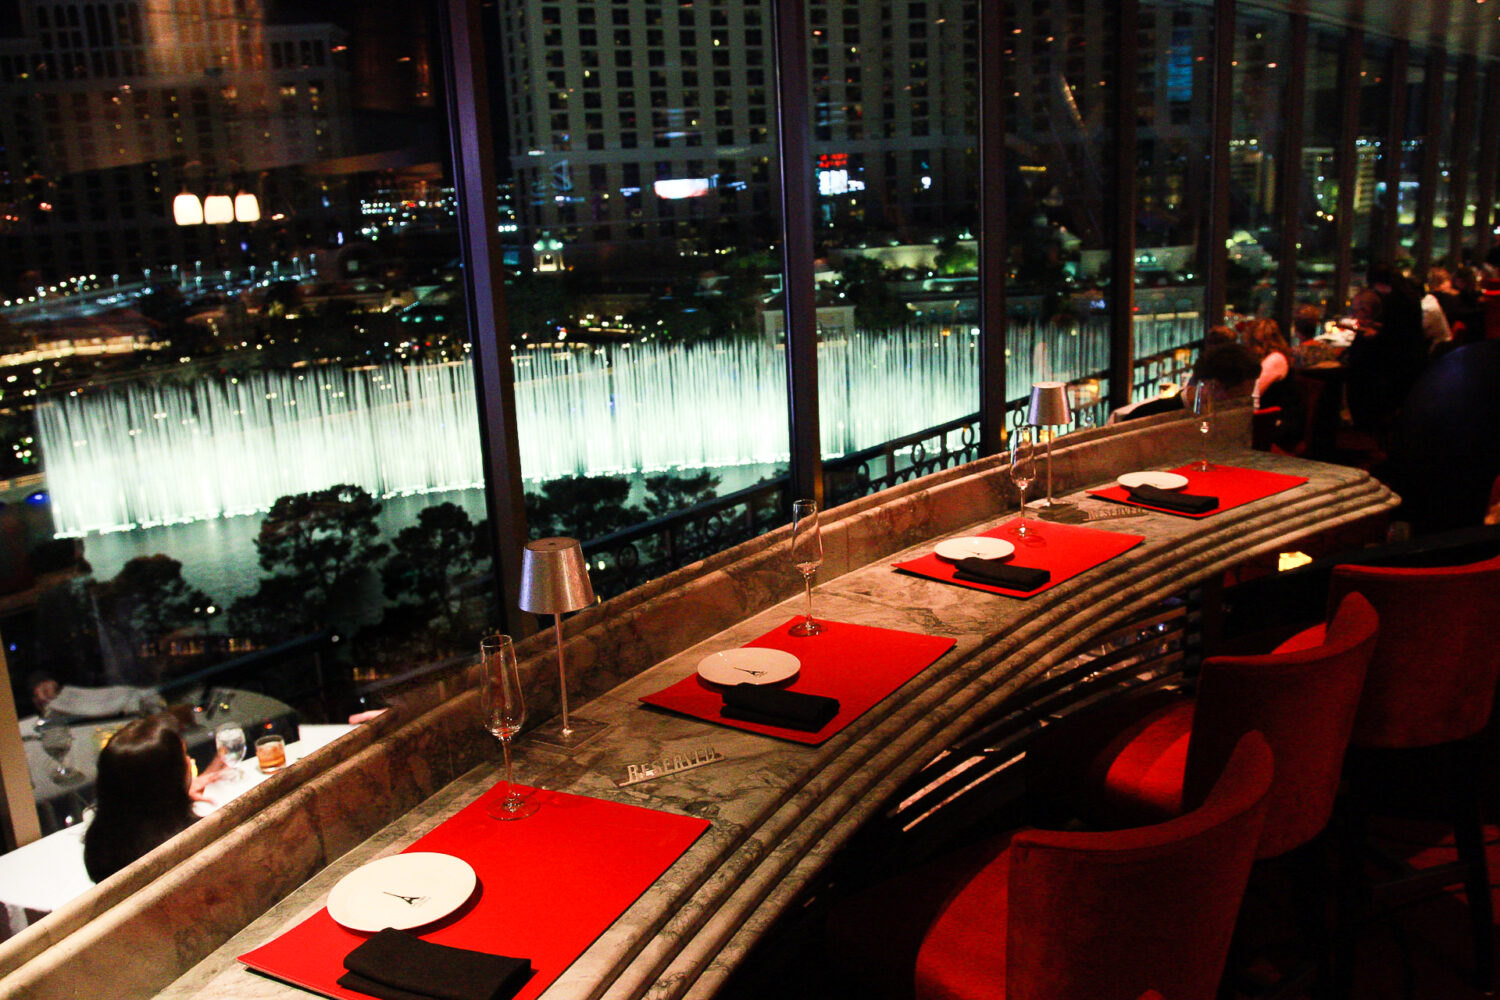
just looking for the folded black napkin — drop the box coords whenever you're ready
[1125,483,1219,515]
[952,557,1051,592]
[721,684,840,732]
[337,928,532,1000]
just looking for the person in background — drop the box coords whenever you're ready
[1419,266,1453,350]
[1481,243,1500,340]
[1290,303,1342,368]
[1107,325,1243,423]
[83,714,226,883]
[1446,264,1486,345]
[1241,317,1293,408]
[1191,336,1262,401]
[1347,267,1429,439]
[26,672,59,717]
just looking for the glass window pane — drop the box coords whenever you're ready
[1351,38,1392,278]
[1299,30,1344,313]
[500,0,788,596]
[1396,52,1429,260]
[1135,0,1214,401]
[1226,12,1289,319]
[1004,1,1119,416]
[3,0,480,821]
[814,1,983,503]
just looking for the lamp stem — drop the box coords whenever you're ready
[553,616,572,736]
[1045,433,1055,504]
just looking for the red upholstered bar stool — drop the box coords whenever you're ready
[1080,593,1376,854]
[1292,552,1500,994]
[825,731,1274,1000]
[1068,593,1378,996]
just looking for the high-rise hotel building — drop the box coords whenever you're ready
[497,0,980,271]
[0,0,353,290]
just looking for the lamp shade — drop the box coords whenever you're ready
[1028,381,1072,426]
[203,194,234,225]
[518,537,596,614]
[173,192,204,226]
[233,191,261,223]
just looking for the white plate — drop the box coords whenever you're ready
[326,852,478,932]
[934,536,1016,562]
[697,647,801,686]
[1117,471,1190,491]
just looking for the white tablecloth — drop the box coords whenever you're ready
[0,724,355,932]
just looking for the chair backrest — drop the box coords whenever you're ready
[1329,552,1500,747]
[1182,592,1379,857]
[1003,731,1273,1000]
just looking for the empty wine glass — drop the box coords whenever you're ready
[215,724,246,783]
[1189,381,1216,471]
[35,716,81,784]
[1010,427,1038,536]
[479,634,537,820]
[788,498,824,637]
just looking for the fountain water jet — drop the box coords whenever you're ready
[37,317,1200,535]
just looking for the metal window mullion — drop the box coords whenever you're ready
[978,0,1008,455]
[771,0,821,506]
[1275,13,1308,336]
[1108,0,1139,411]
[1376,41,1408,266]
[1475,66,1500,260]
[1413,48,1447,270]
[1448,55,1477,263]
[1332,28,1362,310]
[1206,0,1236,326]
[440,0,528,635]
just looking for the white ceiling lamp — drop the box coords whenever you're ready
[173,192,204,226]
[233,191,261,223]
[202,194,234,225]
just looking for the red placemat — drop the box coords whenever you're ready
[239,785,708,1000]
[639,617,956,746]
[1087,463,1309,518]
[893,517,1144,598]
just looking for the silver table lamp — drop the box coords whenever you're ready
[1028,381,1074,514]
[518,537,606,750]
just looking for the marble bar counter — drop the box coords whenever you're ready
[0,411,1399,1000]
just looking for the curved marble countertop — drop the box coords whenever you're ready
[152,449,1396,1000]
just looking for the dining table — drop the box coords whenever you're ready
[0,724,354,939]
[19,686,299,836]
[131,447,1397,1000]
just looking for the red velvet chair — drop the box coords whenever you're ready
[1285,552,1500,993]
[1081,592,1377,860]
[826,731,1273,1000]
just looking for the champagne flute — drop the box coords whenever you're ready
[1010,427,1038,536]
[788,499,824,637]
[1190,381,1215,471]
[479,634,537,820]
[215,724,246,783]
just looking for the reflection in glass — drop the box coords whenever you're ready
[1135,0,1215,401]
[1,0,484,729]
[1003,2,1121,402]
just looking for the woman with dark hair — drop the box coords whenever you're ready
[83,714,220,883]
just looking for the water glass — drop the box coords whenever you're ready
[1189,381,1215,470]
[479,634,537,819]
[215,724,246,782]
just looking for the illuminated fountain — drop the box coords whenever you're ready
[37,318,1194,536]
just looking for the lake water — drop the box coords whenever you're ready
[79,462,785,611]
